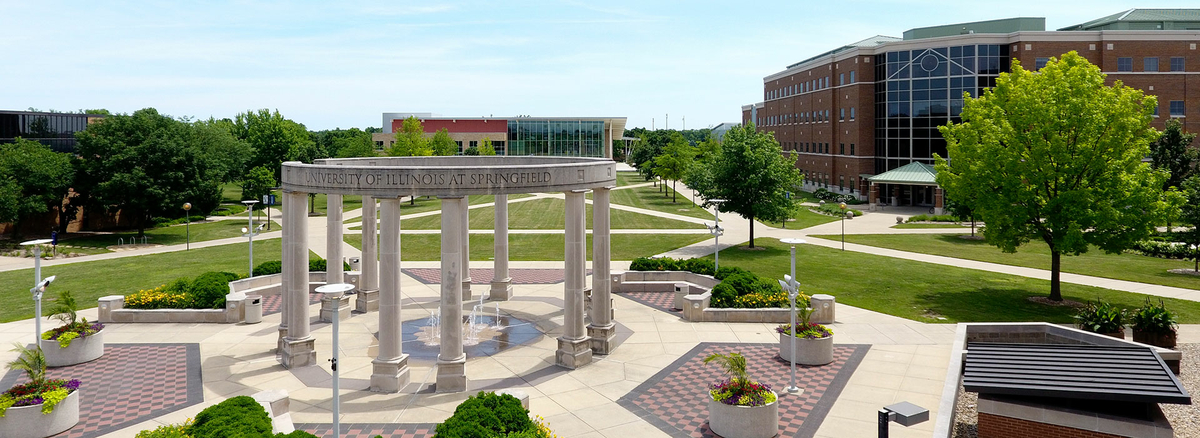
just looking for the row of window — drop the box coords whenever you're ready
[759,108,857,126]
[783,141,858,156]
[799,170,856,194]
[1115,56,1186,72]
[767,71,860,100]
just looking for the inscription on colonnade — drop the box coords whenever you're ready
[282,158,613,196]
[304,170,554,187]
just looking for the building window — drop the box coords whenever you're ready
[1171,57,1185,72]
[1144,57,1159,72]
[850,143,855,155]
[840,108,845,121]
[1035,57,1049,70]
[1154,104,1160,117]
[840,143,845,155]
[839,73,845,85]
[850,107,856,120]
[469,140,478,148]
[1118,57,1132,72]
[850,71,856,83]
[839,175,844,190]
[1170,101,1185,117]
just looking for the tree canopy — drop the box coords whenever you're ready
[653,135,697,202]
[1149,118,1197,191]
[479,137,497,155]
[690,122,801,247]
[387,116,432,156]
[430,128,458,156]
[936,51,1181,301]
[233,109,317,183]
[0,138,74,237]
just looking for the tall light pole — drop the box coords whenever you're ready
[709,199,727,272]
[242,200,260,277]
[183,202,192,250]
[22,239,53,342]
[778,237,806,394]
[839,202,847,251]
[315,283,353,438]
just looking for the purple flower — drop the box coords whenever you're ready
[65,379,81,391]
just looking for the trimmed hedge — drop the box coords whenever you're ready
[814,203,862,217]
[629,257,800,309]
[434,391,544,438]
[191,271,240,309]
[253,259,352,277]
[906,214,961,223]
[187,396,318,438]
[1131,240,1198,260]
[812,188,861,204]
[629,257,715,276]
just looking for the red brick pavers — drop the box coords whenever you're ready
[617,291,681,314]
[403,268,590,285]
[617,342,868,438]
[262,292,324,315]
[297,423,438,438]
[0,344,203,438]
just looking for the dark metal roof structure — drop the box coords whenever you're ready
[964,343,1191,405]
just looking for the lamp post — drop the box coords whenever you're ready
[709,199,727,272]
[777,238,805,394]
[21,239,54,343]
[839,202,847,251]
[183,202,192,250]
[242,200,260,277]
[315,283,354,438]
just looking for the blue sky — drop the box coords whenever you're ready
[2,1,1195,131]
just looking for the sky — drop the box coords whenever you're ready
[2,1,1196,131]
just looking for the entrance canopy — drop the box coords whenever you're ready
[868,162,938,186]
[281,156,616,197]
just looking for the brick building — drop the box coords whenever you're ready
[742,10,1200,212]
[372,113,627,159]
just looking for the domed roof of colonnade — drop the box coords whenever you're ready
[280,156,616,197]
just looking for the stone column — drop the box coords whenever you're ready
[490,194,513,300]
[437,196,467,392]
[934,186,945,215]
[869,183,879,211]
[282,190,315,368]
[372,197,409,392]
[460,197,472,300]
[277,191,291,351]
[557,190,592,369]
[326,194,344,285]
[588,186,616,355]
[357,197,380,312]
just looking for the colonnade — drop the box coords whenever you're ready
[278,188,615,393]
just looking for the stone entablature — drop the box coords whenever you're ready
[282,157,616,197]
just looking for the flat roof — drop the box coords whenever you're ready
[964,343,1191,405]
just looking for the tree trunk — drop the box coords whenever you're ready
[971,217,976,237]
[672,181,677,203]
[1049,250,1063,301]
[748,214,755,248]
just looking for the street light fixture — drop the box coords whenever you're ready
[21,239,53,342]
[708,199,727,272]
[315,283,354,438]
[183,202,192,250]
[242,200,260,277]
[839,202,847,251]
[777,237,805,394]
[878,401,929,438]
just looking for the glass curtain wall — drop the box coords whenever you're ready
[873,44,1007,172]
[0,112,95,152]
[507,120,604,157]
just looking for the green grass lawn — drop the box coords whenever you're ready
[220,182,242,203]
[891,223,973,229]
[62,220,280,249]
[0,239,287,323]
[764,208,841,230]
[714,240,1200,324]
[345,195,533,224]
[344,233,709,261]
[396,198,704,230]
[812,234,1200,291]
[605,180,714,220]
[616,172,649,187]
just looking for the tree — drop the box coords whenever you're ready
[232,109,316,184]
[936,52,1181,301]
[653,135,697,202]
[463,145,480,155]
[241,166,276,208]
[478,137,497,155]
[333,134,376,158]
[73,108,223,237]
[430,128,458,156]
[1180,176,1200,272]
[387,116,432,157]
[690,122,802,248]
[193,118,252,184]
[0,138,74,238]
[1149,118,1197,191]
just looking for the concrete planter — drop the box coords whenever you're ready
[779,333,834,366]
[0,388,80,438]
[707,391,779,438]
[41,328,104,368]
[1133,329,1177,349]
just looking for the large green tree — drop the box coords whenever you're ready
[653,135,697,203]
[0,138,74,237]
[478,137,497,155]
[936,52,1181,301]
[233,109,317,183]
[691,122,801,248]
[240,166,276,208]
[73,108,223,237]
[430,128,458,156]
[1149,118,1197,191]
[387,116,432,157]
[1181,176,1200,272]
[193,118,252,184]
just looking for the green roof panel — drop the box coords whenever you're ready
[868,162,939,185]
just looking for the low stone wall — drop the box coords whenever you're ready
[227,271,330,296]
[98,293,247,324]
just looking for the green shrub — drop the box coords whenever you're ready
[714,266,750,280]
[1131,299,1177,335]
[815,203,862,217]
[711,283,738,308]
[190,396,273,438]
[629,256,715,275]
[434,391,538,438]
[1074,299,1127,334]
[1131,240,1195,260]
[136,420,192,438]
[682,258,716,276]
[189,272,240,309]
[308,258,351,272]
[906,214,960,223]
[254,260,283,276]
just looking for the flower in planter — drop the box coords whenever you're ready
[703,352,777,406]
[775,306,833,339]
[1074,299,1127,334]
[0,344,81,417]
[41,291,104,348]
[1131,298,1177,335]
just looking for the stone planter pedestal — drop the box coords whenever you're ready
[41,329,104,368]
[707,391,779,438]
[779,333,833,366]
[0,388,80,438]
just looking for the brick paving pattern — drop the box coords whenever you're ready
[617,291,680,314]
[297,423,438,438]
[618,342,868,438]
[403,268,589,285]
[262,292,324,315]
[0,344,203,438]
